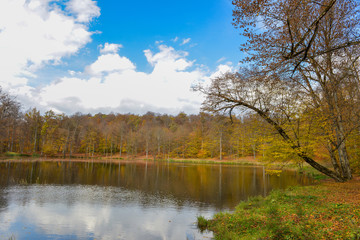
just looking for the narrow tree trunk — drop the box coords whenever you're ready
[7,125,11,151]
[69,124,78,159]
[119,135,123,158]
[219,131,222,160]
[157,135,160,157]
[10,123,15,152]
[63,128,70,159]
[110,140,113,159]
[33,125,38,153]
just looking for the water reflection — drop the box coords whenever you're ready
[0,185,213,240]
[0,160,312,239]
[0,161,311,210]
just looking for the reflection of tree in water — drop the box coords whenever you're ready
[0,161,313,209]
[0,187,9,212]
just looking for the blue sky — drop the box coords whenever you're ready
[0,0,242,115]
[93,0,241,69]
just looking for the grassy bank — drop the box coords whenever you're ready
[198,177,360,239]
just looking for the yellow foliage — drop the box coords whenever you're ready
[265,169,282,176]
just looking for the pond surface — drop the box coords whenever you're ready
[0,160,313,239]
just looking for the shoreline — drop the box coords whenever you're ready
[0,155,327,179]
[198,176,360,239]
[0,155,264,166]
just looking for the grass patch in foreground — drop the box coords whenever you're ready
[198,185,360,239]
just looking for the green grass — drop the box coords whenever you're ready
[262,162,331,181]
[197,216,209,232]
[3,152,31,157]
[198,185,360,239]
[298,165,330,180]
[4,152,21,157]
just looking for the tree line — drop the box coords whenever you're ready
[1,86,359,178]
[0,89,274,160]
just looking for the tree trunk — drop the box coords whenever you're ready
[245,101,347,182]
[326,143,341,176]
[333,93,352,180]
[33,125,37,153]
[110,140,113,158]
[63,127,70,159]
[119,135,123,158]
[219,132,222,160]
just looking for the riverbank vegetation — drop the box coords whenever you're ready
[198,177,360,239]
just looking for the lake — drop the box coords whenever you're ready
[0,160,313,239]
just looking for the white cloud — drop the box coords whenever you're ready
[68,70,76,76]
[85,54,136,75]
[144,45,191,69]
[0,1,233,115]
[38,44,208,114]
[217,57,226,63]
[209,64,233,79]
[66,0,100,23]
[3,39,234,115]
[180,38,191,45]
[99,43,123,54]
[172,36,179,42]
[0,0,99,92]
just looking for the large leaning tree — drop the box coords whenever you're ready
[197,0,360,182]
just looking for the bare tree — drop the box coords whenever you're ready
[0,88,21,152]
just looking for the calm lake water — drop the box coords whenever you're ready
[0,160,313,240]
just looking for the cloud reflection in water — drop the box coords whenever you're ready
[0,185,213,240]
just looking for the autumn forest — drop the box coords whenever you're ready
[1,87,359,177]
[0,91,280,161]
